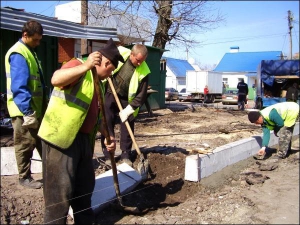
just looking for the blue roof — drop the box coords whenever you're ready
[213,51,282,72]
[163,57,195,77]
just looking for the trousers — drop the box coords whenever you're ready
[101,92,134,160]
[12,116,42,179]
[42,132,95,224]
[238,94,247,110]
[277,125,294,158]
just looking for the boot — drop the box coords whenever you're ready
[19,176,43,189]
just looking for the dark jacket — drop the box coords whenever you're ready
[237,81,248,95]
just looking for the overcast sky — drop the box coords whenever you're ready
[2,1,299,67]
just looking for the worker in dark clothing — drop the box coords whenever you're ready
[237,78,248,110]
[286,82,299,102]
[101,44,150,167]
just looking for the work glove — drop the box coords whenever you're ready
[22,111,39,129]
[119,105,134,123]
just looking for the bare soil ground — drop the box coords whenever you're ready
[1,103,299,224]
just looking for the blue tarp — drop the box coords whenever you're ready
[260,60,300,86]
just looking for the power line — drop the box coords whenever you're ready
[200,33,290,46]
[38,1,61,17]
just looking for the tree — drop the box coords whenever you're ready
[88,1,224,58]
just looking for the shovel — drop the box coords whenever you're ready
[107,77,149,180]
[92,68,140,214]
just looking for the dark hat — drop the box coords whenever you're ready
[248,111,261,123]
[98,38,124,68]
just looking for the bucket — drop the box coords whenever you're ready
[184,154,200,182]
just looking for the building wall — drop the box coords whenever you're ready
[177,77,186,92]
[165,67,177,90]
[222,73,248,88]
[58,38,75,63]
[55,1,81,23]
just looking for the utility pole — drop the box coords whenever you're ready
[288,10,293,59]
[81,0,88,55]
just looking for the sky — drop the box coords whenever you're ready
[1,1,299,67]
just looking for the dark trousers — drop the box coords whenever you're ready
[238,94,247,110]
[204,94,208,103]
[12,116,42,179]
[42,132,95,224]
[101,92,134,160]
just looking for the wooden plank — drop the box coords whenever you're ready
[274,75,299,79]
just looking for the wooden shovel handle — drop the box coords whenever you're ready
[92,67,111,144]
[107,77,142,156]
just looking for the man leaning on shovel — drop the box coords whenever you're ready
[248,102,299,161]
[38,38,123,224]
[100,44,150,167]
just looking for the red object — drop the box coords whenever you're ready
[204,87,209,94]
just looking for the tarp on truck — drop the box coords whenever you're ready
[260,60,300,86]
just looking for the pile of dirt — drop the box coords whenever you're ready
[1,105,299,224]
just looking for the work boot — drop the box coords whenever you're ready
[19,176,43,189]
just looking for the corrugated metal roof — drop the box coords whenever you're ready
[213,51,282,72]
[0,7,119,41]
[163,57,195,77]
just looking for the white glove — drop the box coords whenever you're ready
[119,105,134,123]
[22,111,39,129]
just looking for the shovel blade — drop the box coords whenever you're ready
[136,157,149,181]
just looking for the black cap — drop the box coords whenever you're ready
[248,111,261,123]
[98,38,124,68]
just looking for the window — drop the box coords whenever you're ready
[178,80,186,85]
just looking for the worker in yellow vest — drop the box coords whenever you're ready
[248,102,299,160]
[100,44,150,167]
[5,20,48,189]
[38,38,123,224]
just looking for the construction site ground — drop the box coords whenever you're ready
[1,100,299,224]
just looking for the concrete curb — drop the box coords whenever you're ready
[185,122,299,181]
[1,147,42,175]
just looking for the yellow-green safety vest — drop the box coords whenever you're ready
[260,102,299,130]
[38,59,99,149]
[103,46,151,117]
[5,41,44,118]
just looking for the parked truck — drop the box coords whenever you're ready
[186,70,224,102]
[255,60,299,109]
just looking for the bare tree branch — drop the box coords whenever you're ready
[86,0,224,58]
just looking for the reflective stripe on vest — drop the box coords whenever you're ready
[38,60,94,149]
[5,41,44,118]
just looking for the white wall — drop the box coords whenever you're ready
[55,1,81,23]
[165,67,178,90]
[222,73,248,88]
